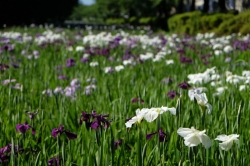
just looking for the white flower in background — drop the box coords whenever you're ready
[213,43,223,50]
[239,85,246,91]
[177,127,212,149]
[67,46,73,51]
[194,93,212,114]
[242,70,250,77]
[140,52,154,61]
[214,50,223,56]
[226,75,245,84]
[2,79,16,85]
[115,65,124,72]
[188,87,207,100]
[42,89,53,97]
[144,106,176,122]
[215,134,240,151]
[213,86,228,96]
[210,81,222,86]
[64,86,76,99]
[223,45,233,53]
[90,62,99,67]
[54,86,64,95]
[123,59,135,66]
[166,59,174,65]
[104,67,114,73]
[70,79,81,89]
[125,108,149,128]
[76,46,84,52]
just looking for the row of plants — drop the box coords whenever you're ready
[168,10,250,35]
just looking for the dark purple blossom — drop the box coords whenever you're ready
[114,139,123,149]
[58,75,68,80]
[131,97,144,104]
[48,157,60,166]
[16,122,35,135]
[80,110,111,130]
[146,128,167,142]
[180,56,192,64]
[51,124,77,140]
[167,90,179,99]
[25,110,39,119]
[66,58,76,67]
[178,81,191,90]
[0,144,24,163]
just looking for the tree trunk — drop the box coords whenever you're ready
[191,0,196,11]
[203,0,209,12]
[219,0,227,11]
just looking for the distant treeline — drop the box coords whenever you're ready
[0,0,78,26]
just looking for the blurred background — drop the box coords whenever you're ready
[0,0,250,33]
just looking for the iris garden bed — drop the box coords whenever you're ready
[0,27,250,165]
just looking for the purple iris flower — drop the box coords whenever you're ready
[131,98,144,104]
[0,144,24,163]
[16,122,35,135]
[25,110,38,119]
[80,57,89,63]
[178,81,191,90]
[180,56,192,64]
[58,75,68,80]
[66,58,76,67]
[51,124,77,140]
[146,128,167,142]
[80,110,111,130]
[167,90,179,99]
[114,139,123,149]
[48,157,60,166]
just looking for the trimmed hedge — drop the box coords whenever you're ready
[167,10,249,35]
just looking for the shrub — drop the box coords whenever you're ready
[106,18,125,25]
[167,11,202,34]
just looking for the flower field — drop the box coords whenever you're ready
[0,27,250,165]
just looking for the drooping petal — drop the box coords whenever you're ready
[206,103,212,114]
[51,129,59,138]
[199,133,212,149]
[215,134,229,142]
[125,116,139,128]
[144,111,159,122]
[184,134,201,147]
[177,128,194,137]
[146,132,157,140]
[161,106,176,115]
[219,140,234,151]
[64,131,77,140]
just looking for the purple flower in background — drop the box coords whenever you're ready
[91,112,111,130]
[80,110,111,130]
[80,57,89,63]
[180,56,192,64]
[0,144,24,163]
[0,64,9,72]
[16,122,35,135]
[146,128,167,142]
[131,97,144,104]
[225,57,232,63]
[25,110,39,119]
[114,139,123,149]
[66,58,76,67]
[167,90,179,99]
[51,124,77,140]
[48,157,60,166]
[58,75,68,80]
[178,81,191,90]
